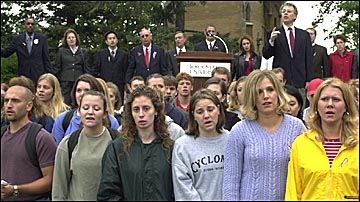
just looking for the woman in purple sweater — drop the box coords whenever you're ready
[222,70,306,200]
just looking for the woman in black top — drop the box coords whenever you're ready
[232,35,261,80]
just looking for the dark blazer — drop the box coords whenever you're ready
[165,48,180,76]
[312,44,330,79]
[263,26,314,88]
[93,48,128,86]
[224,110,240,131]
[126,44,168,83]
[54,46,92,82]
[232,52,261,80]
[165,101,188,129]
[1,32,52,85]
[194,40,226,52]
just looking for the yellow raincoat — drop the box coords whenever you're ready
[285,130,359,200]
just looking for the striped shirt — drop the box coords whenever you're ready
[324,138,342,167]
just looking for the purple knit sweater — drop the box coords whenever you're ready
[222,114,306,200]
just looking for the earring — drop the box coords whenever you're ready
[346,111,350,116]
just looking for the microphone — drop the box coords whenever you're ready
[206,32,215,37]
[205,32,229,53]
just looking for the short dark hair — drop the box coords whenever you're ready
[333,34,346,44]
[104,30,118,40]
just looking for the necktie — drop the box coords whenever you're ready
[27,37,32,54]
[111,50,115,60]
[288,28,295,56]
[145,47,149,68]
[178,48,182,55]
[209,43,213,51]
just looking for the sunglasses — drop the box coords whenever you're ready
[141,34,149,38]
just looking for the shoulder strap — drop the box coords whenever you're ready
[67,128,82,182]
[25,122,43,167]
[62,108,76,133]
[107,127,119,140]
[67,128,83,162]
[67,127,117,181]
[1,126,7,138]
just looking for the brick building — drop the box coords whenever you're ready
[184,1,285,55]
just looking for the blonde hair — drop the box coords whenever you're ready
[306,78,359,148]
[228,76,247,111]
[106,82,122,111]
[96,78,114,115]
[37,73,70,119]
[240,70,289,120]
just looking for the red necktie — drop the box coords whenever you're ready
[288,28,295,56]
[209,43,213,51]
[145,47,149,68]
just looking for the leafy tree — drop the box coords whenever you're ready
[312,1,359,51]
[2,1,240,83]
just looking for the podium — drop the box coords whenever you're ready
[176,51,234,93]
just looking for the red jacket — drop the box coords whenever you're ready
[329,50,354,82]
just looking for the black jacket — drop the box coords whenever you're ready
[232,52,261,80]
[1,32,53,85]
[54,46,92,82]
[263,26,314,88]
[93,48,129,86]
[194,40,226,52]
[97,135,174,201]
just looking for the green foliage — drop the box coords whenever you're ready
[312,1,359,50]
[0,1,212,79]
[1,55,18,84]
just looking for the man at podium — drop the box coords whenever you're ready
[194,24,226,53]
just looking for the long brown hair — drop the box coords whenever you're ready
[186,88,225,138]
[119,86,174,162]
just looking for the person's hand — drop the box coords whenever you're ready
[270,27,281,43]
[1,184,14,199]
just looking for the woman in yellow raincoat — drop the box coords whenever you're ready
[285,77,359,200]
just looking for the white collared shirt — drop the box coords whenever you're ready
[70,46,78,55]
[206,39,215,50]
[108,47,118,57]
[176,46,186,55]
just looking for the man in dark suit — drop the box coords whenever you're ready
[194,24,226,52]
[166,31,188,76]
[125,28,168,84]
[93,30,128,105]
[262,2,313,111]
[306,28,330,79]
[1,17,52,86]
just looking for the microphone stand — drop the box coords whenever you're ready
[213,35,229,54]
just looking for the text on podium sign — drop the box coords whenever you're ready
[180,62,231,77]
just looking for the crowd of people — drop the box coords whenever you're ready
[1,1,359,201]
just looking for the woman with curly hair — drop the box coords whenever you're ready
[97,86,174,201]
[285,77,359,200]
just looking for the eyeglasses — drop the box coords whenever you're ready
[141,34,149,38]
[281,9,294,14]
